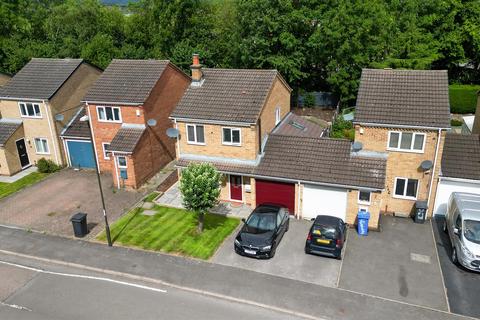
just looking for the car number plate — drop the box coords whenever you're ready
[244,249,256,255]
[317,239,330,244]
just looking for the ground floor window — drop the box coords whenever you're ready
[117,156,128,180]
[394,177,418,199]
[358,190,371,204]
[34,138,49,154]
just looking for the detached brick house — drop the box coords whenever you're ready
[0,58,101,176]
[77,59,190,188]
[352,69,451,225]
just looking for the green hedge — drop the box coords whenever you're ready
[449,84,480,114]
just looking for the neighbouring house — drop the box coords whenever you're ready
[0,72,11,87]
[471,91,480,134]
[170,54,292,210]
[77,59,190,188]
[353,69,451,226]
[170,55,387,227]
[0,58,101,176]
[433,133,480,216]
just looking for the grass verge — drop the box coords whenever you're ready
[97,206,239,260]
[0,172,49,200]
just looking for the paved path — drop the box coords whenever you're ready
[0,226,472,320]
[0,257,297,320]
[432,217,480,318]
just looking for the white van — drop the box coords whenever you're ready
[443,192,480,272]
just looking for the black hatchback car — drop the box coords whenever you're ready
[234,204,289,259]
[305,215,347,259]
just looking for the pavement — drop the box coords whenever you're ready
[0,166,37,183]
[339,215,448,311]
[0,225,471,320]
[432,216,480,318]
[0,169,146,239]
[212,219,342,287]
[0,256,298,320]
[156,182,252,218]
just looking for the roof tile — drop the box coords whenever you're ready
[441,133,480,180]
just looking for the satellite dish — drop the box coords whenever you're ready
[54,114,64,121]
[352,141,363,152]
[420,160,433,171]
[147,119,157,127]
[166,128,179,138]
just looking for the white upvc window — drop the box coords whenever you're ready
[275,107,281,125]
[222,127,241,146]
[34,138,49,154]
[393,177,419,200]
[186,124,205,145]
[97,106,121,123]
[102,142,111,160]
[358,190,371,205]
[117,155,128,180]
[19,102,41,118]
[387,131,426,153]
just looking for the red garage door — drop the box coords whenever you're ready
[256,179,295,214]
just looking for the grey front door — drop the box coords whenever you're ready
[16,139,30,168]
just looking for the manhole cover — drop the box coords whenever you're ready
[410,253,431,264]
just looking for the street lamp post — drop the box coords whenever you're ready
[79,115,112,247]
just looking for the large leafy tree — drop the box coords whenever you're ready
[179,163,221,233]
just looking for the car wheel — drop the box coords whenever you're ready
[285,221,289,232]
[269,248,276,258]
[304,246,310,255]
[443,220,448,233]
[451,247,458,265]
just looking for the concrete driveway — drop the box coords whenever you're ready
[432,216,480,318]
[211,218,342,287]
[339,215,448,311]
[0,169,145,238]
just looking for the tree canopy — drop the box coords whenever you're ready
[1,0,479,106]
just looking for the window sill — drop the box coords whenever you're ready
[21,115,42,119]
[358,201,371,206]
[187,142,206,146]
[97,120,122,124]
[36,152,50,155]
[392,195,417,201]
[386,148,425,154]
[222,143,242,147]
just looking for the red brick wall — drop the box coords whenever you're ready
[87,104,145,173]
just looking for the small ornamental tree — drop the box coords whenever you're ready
[179,163,221,233]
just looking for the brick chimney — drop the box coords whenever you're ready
[190,53,203,86]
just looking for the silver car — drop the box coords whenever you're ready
[443,192,480,272]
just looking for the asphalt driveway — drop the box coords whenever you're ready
[432,216,480,318]
[0,169,145,238]
[339,215,448,311]
[211,218,342,287]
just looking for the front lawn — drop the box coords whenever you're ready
[449,84,480,114]
[97,206,240,259]
[0,172,49,200]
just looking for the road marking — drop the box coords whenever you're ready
[0,301,32,312]
[0,260,167,294]
[429,219,451,313]
[410,253,432,264]
[335,228,349,288]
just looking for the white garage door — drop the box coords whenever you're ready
[302,184,347,220]
[433,179,480,216]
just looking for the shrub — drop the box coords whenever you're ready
[450,119,463,127]
[303,92,316,108]
[331,117,354,141]
[37,158,61,173]
[449,84,480,114]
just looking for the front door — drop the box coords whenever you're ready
[230,175,243,201]
[15,139,30,168]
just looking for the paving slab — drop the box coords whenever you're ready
[339,215,448,311]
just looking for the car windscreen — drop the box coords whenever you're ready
[246,213,276,231]
[464,220,480,244]
[312,224,338,239]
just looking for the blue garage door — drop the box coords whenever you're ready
[67,140,95,169]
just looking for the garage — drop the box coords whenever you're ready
[256,179,295,214]
[433,178,480,216]
[65,140,95,169]
[302,184,347,220]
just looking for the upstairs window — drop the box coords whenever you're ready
[19,102,41,118]
[388,131,425,152]
[394,177,418,199]
[186,124,205,144]
[222,128,241,146]
[97,106,121,122]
